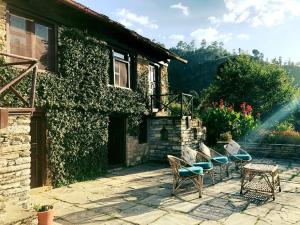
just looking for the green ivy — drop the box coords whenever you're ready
[1,27,149,187]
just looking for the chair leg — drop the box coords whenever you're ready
[201,175,204,198]
[209,169,215,185]
[219,165,223,180]
[226,164,230,177]
[198,175,203,198]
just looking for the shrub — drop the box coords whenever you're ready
[262,130,300,145]
[201,99,257,144]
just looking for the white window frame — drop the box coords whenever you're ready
[112,50,131,89]
[148,63,159,95]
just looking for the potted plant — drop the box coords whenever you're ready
[34,204,54,225]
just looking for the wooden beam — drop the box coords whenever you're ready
[30,65,38,107]
[0,52,38,62]
[0,61,34,67]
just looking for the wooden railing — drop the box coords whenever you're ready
[150,93,193,117]
[0,52,38,108]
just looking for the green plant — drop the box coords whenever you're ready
[202,54,298,118]
[201,99,256,144]
[274,120,295,131]
[33,204,53,212]
[219,131,232,141]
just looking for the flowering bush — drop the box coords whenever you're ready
[201,99,257,144]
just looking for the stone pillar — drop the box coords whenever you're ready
[0,114,31,212]
[126,135,149,166]
[148,116,205,161]
[0,0,6,52]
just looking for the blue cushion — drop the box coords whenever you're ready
[193,161,213,170]
[212,156,229,164]
[230,154,252,161]
[178,166,203,177]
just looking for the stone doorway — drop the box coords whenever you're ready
[108,116,127,166]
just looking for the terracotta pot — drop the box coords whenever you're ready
[37,209,54,225]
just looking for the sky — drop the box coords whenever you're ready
[76,0,300,63]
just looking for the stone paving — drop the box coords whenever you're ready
[30,158,300,225]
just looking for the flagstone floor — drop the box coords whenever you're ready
[31,158,300,225]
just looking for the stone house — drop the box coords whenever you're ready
[0,0,205,217]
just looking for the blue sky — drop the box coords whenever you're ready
[76,0,300,63]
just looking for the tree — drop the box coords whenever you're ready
[202,54,298,118]
[169,40,231,93]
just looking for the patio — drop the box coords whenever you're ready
[31,158,300,225]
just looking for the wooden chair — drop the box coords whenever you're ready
[181,147,215,184]
[167,155,204,198]
[224,140,252,171]
[198,142,230,180]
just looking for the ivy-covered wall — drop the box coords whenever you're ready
[0,1,170,187]
[35,27,150,186]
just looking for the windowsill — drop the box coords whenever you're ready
[108,84,132,91]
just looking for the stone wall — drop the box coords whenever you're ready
[126,135,148,166]
[148,116,205,161]
[240,142,300,159]
[0,0,6,51]
[216,141,300,160]
[0,114,31,213]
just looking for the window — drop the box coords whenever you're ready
[149,64,159,95]
[113,50,130,88]
[8,14,55,71]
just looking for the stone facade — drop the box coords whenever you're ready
[0,0,6,52]
[0,114,31,213]
[148,116,205,161]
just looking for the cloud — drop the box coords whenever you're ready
[169,34,185,42]
[208,0,300,27]
[208,16,219,24]
[170,3,189,16]
[136,28,143,34]
[117,8,159,29]
[190,27,232,43]
[237,33,250,40]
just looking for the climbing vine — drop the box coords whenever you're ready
[1,27,149,186]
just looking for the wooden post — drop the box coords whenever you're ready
[30,65,38,107]
[180,93,183,118]
[0,108,8,129]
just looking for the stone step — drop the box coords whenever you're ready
[0,202,35,225]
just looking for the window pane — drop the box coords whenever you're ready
[114,74,120,86]
[119,61,129,87]
[9,15,31,58]
[114,60,120,73]
[35,23,54,70]
[9,14,55,71]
